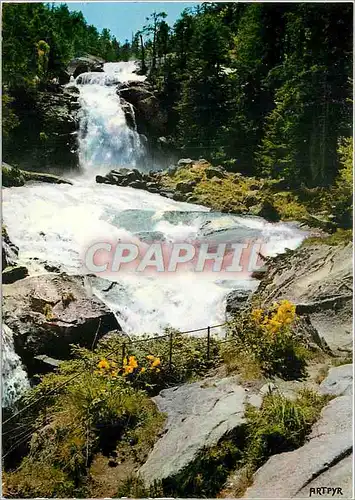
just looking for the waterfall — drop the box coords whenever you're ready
[2,324,29,408]
[76,61,146,173]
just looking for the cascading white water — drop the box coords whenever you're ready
[2,325,30,407]
[2,61,306,405]
[76,62,146,174]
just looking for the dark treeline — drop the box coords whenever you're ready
[137,3,353,187]
[2,2,353,189]
[2,2,137,90]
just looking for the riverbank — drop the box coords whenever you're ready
[2,220,352,497]
[95,158,352,233]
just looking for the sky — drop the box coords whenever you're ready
[65,2,199,42]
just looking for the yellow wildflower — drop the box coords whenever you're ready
[97,359,110,370]
[128,356,138,369]
[151,358,161,368]
[251,308,263,323]
[140,367,146,373]
[146,355,155,361]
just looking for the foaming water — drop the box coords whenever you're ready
[76,61,146,174]
[2,325,30,407]
[3,61,306,403]
[3,182,305,336]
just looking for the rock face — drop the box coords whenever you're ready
[244,366,353,498]
[243,395,353,499]
[139,376,261,485]
[257,244,353,353]
[2,273,121,373]
[2,226,19,270]
[3,88,79,172]
[67,55,105,78]
[319,364,353,397]
[117,81,167,138]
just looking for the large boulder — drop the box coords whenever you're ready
[2,273,121,373]
[243,395,353,498]
[256,243,353,354]
[319,364,353,397]
[67,55,105,78]
[139,376,261,486]
[117,81,167,138]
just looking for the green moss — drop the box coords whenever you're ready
[302,229,353,247]
[2,163,25,187]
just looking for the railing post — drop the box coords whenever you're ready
[168,330,173,371]
[122,342,126,365]
[207,326,211,360]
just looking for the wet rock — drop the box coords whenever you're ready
[67,55,105,77]
[2,225,19,269]
[177,158,194,167]
[2,273,121,373]
[117,81,167,138]
[2,266,29,284]
[140,377,260,485]
[225,289,252,319]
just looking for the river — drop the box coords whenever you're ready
[2,61,305,406]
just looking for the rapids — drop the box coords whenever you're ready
[2,61,305,405]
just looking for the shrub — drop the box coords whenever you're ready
[92,329,221,395]
[243,389,330,469]
[2,163,25,187]
[4,359,164,498]
[331,137,353,228]
[222,300,308,380]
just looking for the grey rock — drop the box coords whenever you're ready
[225,289,251,318]
[205,166,226,179]
[139,377,255,485]
[319,364,353,397]
[256,243,353,353]
[67,55,105,77]
[2,273,120,373]
[243,396,353,498]
[176,180,196,193]
[2,225,19,269]
[177,158,194,166]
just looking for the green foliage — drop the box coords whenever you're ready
[2,93,19,141]
[90,328,221,395]
[137,3,352,186]
[43,303,54,321]
[302,228,353,247]
[223,301,308,380]
[243,389,330,469]
[2,163,25,187]
[163,436,243,498]
[4,360,164,498]
[331,137,353,228]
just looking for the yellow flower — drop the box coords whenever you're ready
[151,358,161,368]
[146,355,155,361]
[128,356,138,369]
[111,370,118,378]
[251,308,263,323]
[140,367,146,373]
[98,359,110,370]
